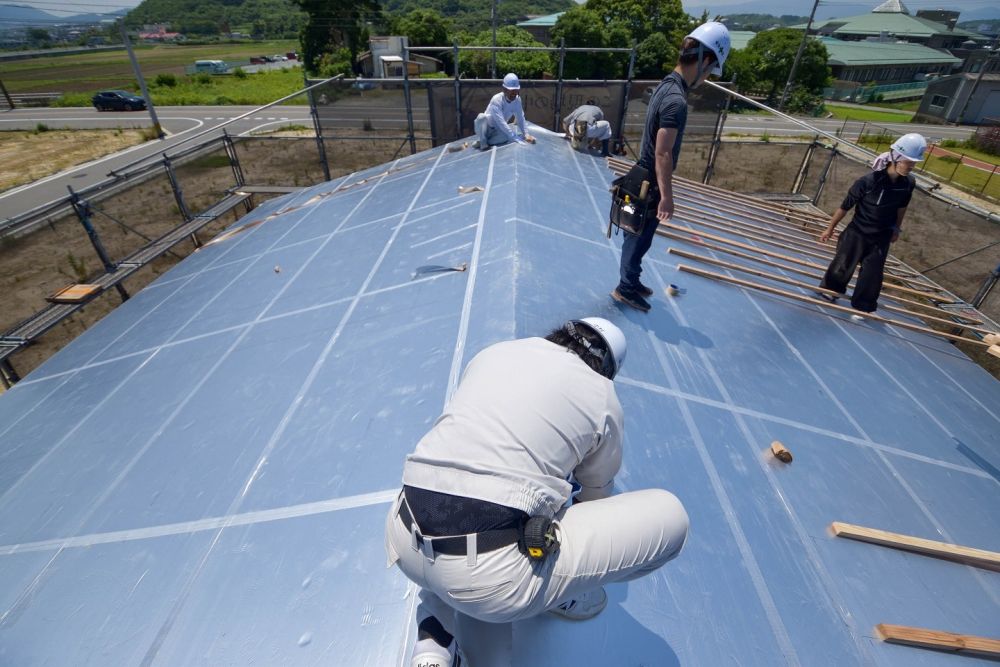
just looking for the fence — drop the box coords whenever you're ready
[3,61,999,386]
[823,81,928,103]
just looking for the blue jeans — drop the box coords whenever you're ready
[618,203,659,292]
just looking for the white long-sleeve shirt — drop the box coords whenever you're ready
[402,338,623,518]
[484,92,527,142]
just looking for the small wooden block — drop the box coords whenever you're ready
[988,344,1000,360]
[831,521,1000,571]
[981,332,999,345]
[875,624,1000,659]
[47,283,101,304]
[770,440,792,463]
[458,185,484,194]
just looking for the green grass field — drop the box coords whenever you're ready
[825,105,914,123]
[857,136,1000,200]
[1,41,299,94]
[52,67,308,106]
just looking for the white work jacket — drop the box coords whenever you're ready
[484,92,527,142]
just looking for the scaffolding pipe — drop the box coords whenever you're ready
[68,186,129,302]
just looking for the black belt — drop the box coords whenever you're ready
[398,497,522,557]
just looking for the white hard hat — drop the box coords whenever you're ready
[684,21,731,76]
[890,133,927,162]
[573,317,626,379]
[502,72,520,90]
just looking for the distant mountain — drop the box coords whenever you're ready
[0,3,58,24]
[0,3,126,24]
[959,7,1000,22]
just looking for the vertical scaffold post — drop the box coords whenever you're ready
[703,93,730,184]
[222,129,252,214]
[615,44,637,157]
[163,155,199,247]
[453,42,462,141]
[553,39,566,132]
[402,45,417,155]
[792,137,818,194]
[813,144,838,207]
[0,359,20,388]
[68,185,129,301]
[307,72,332,182]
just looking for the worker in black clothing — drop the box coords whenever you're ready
[612,21,731,313]
[817,132,927,315]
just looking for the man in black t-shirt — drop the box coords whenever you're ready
[817,133,927,314]
[612,22,731,313]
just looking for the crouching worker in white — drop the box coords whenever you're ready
[385,318,690,667]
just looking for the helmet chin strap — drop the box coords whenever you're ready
[681,42,707,84]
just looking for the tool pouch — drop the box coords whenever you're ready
[608,163,653,238]
[519,516,559,561]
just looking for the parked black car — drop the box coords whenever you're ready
[92,90,147,111]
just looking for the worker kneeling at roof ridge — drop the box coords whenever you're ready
[563,99,613,156]
[385,318,690,667]
[472,72,536,150]
[817,132,927,315]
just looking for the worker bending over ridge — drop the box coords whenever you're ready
[563,100,613,157]
[385,318,689,667]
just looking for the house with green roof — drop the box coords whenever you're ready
[820,36,961,84]
[797,0,988,49]
[516,12,564,46]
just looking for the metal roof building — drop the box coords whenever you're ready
[798,2,988,49]
[820,36,961,83]
[0,128,998,665]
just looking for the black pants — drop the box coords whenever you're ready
[618,195,659,292]
[820,224,891,313]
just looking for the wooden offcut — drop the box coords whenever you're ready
[831,522,1000,571]
[875,624,1000,659]
[985,333,1000,345]
[988,345,1000,360]
[770,441,793,463]
[47,283,101,304]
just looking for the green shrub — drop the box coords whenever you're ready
[34,122,50,133]
[195,73,212,85]
[155,73,177,87]
[233,67,247,79]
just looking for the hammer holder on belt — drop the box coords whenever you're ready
[608,163,653,238]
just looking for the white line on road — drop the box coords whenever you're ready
[0,118,205,203]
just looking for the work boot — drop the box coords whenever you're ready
[612,287,651,312]
[814,290,838,304]
[549,587,608,621]
[635,281,654,297]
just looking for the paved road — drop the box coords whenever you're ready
[0,102,976,226]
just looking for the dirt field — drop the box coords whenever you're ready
[0,129,153,192]
[2,136,998,382]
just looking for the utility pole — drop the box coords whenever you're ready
[490,0,498,79]
[0,78,14,109]
[119,20,165,139]
[779,0,820,112]
[957,38,999,125]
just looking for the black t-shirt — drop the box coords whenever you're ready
[841,170,915,237]
[638,71,688,175]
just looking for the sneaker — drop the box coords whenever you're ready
[850,313,866,323]
[549,587,608,621]
[635,282,654,297]
[612,288,651,312]
[411,638,453,667]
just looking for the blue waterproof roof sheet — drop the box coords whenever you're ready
[1,127,998,666]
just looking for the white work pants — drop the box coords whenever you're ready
[474,113,517,147]
[570,120,611,141]
[385,488,688,666]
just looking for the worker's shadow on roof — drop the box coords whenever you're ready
[516,585,681,664]
[625,299,714,350]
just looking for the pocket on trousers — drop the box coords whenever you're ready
[447,580,513,603]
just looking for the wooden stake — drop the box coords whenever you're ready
[876,625,1000,658]
[675,263,991,348]
[659,230,985,324]
[831,522,1000,570]
[666,248,998,336]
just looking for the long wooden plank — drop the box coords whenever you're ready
[662,230,985,324]
[674,211,945,295]
[666,248,998,336]
[832,522,1000,570]
[660,223,943,301]
[675,263,991,347]
[673,186,927,280]
[609,158,922,278]
[875,625,1000,658]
